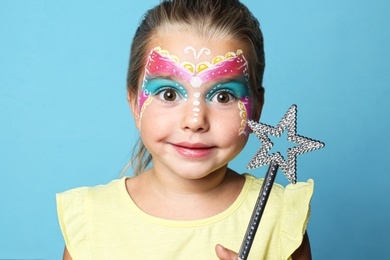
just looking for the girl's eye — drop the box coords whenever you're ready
[156,88,180,102]
[211,91,236,104]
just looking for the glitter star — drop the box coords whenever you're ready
[247,104,325,184]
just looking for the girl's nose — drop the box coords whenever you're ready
[180,99,210,132]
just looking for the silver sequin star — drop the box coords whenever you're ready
[247,104,325,184]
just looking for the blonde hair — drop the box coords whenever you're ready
[124,0,265,176]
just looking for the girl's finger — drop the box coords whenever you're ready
[215,244,238,260]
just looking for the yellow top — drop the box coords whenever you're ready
[56,174,313,259]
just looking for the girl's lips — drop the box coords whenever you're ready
[171,142,215,159]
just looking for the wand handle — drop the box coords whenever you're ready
[237,161,279,260]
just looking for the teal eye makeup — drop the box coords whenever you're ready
[143,78,188,101]
[206,81,250,103]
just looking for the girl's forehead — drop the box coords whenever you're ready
[140,31,250,90]
[148,30,245,64]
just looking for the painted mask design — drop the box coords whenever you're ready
[139,46,252,135]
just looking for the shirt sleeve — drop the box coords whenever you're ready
[56,187,90,260]
[280,179,314,259]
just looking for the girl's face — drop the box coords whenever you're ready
[130,30,253,179]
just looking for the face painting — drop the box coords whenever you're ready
[139,46,252,135]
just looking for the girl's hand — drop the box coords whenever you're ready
[215,244,238,260]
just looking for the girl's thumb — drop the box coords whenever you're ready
[215,244,238,260]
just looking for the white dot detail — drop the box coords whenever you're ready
[190,76,203,88]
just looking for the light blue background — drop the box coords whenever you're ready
[0,0,389,259]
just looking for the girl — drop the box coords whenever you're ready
[57,0,313,259]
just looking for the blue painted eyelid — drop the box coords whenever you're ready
[143,78,187,98]
[144,78,249,101]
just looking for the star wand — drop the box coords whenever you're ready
[237,104,325,260]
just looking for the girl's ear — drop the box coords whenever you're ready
[127,91,141,129]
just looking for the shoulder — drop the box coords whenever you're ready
[243,173,314,197]
[56,178,128,259]
[57,178,126,203]
[242,173,314,227]
[242,174,314,258]
[56,178,128,229]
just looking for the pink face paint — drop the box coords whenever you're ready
[144,48,249,86]
[197,54,249,84]
[144,49,194,83]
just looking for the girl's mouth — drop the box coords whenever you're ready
[171,142,216,159]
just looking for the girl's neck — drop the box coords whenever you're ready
[126,167,245,221]
[147,165,229,195]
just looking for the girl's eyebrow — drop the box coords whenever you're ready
[210,76,249,86]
